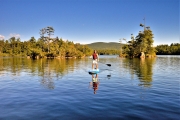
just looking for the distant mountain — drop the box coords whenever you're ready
[87,42,124,50]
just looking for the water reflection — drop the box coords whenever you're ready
[0,57,156,89]
[107,74,111,79]
[89,73,100,94]
[0,57,77,89]
[0,56,179,119]
[122,58,156,87]
[41,76,55,89]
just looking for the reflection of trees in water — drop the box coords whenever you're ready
[39,59,54,89]
[41,75,54,89]
[0,58,3,72]
[0,57,23,74]
[0,57,76,89]
[123,58,156,87]
[38,58,75,89]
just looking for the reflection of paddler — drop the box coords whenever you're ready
[89,74,99,94]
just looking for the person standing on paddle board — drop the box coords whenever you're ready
[91,50,99,69]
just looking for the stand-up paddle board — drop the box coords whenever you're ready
[88,69,100,74]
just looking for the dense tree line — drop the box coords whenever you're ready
[0,37,92,58]
[97,49,120,55]
[0,27,92,58]
[87,42,122,55]
[87,42,122,50]
[155,43,180,55]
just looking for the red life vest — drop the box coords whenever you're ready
[92,53,97,60]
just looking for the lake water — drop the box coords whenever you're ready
[0,55,179,120]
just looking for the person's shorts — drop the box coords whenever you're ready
[92,59,98,64]
[92,78,98,82]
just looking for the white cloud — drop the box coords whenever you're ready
[9,33,21,38]
[0,35,5,40]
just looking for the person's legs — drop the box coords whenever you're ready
[92,60,96,69]
[96,63,98,69]
[95,59,98,69]
[95,74,98,78]
[92,60,98,69]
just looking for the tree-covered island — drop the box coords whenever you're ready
[119,23,180,58]
[120,23,157,58]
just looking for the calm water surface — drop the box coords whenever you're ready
[0,55,179,120]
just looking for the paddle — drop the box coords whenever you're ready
[106,64,111,67]
[98,61,111,67]
[89,56,111,66]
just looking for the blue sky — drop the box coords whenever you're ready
[0,0,179,45]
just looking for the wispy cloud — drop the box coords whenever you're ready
[0,35,5,40]
[9,33,21,38]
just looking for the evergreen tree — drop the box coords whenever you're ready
[40,26,55,53]
[122,25,156,58]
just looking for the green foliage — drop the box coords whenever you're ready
[8,37,22,55]
[122,27,156,58]
[0,40,5,53]
[40,26,55,53]
[156,43,180,55]
[87,42,123,50]
[87,42,123,55]
[97,49,120,55]
[0,27,94,58]
[0,36,92,58]
[75,43,92,56]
